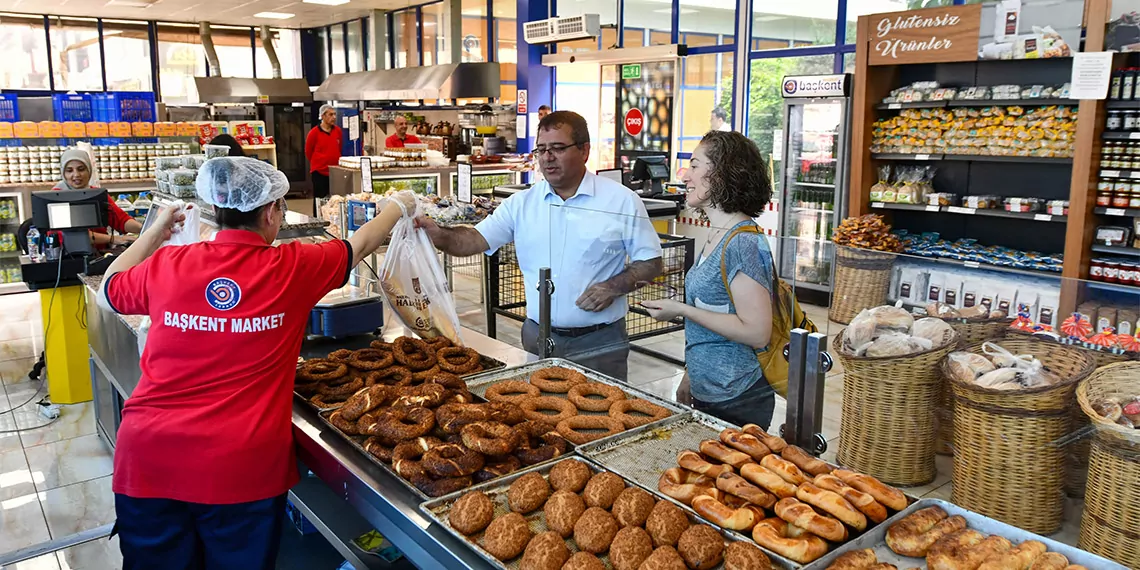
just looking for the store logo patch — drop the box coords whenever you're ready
[205,277,242,311]
[783,79,798,95]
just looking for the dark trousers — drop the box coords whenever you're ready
[311,171,330,199]
[522,318,629,381]
[692,378,776,431]
[115,493,286,570]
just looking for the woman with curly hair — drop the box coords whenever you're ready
[642,131,777,429]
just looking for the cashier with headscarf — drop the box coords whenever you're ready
[52,147,142,248]
[96,157,415,569]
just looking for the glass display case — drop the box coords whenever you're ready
[0,192,27,293]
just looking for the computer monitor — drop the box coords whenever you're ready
[31,189,109,257]
[630,155,670,196]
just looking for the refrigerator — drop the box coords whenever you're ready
[775,74,852,293]
[0,192,27,294]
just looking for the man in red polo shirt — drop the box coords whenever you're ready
[385,115,421,148]
[97,157,415,569]
[305,104,341,204]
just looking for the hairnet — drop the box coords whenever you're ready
[319,104,335,117]
[196,157,289,212]
[57,147,94,191]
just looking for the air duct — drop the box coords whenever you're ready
[200,22,221,77]
[260,26,281,79]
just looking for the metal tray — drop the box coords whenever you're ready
[419,454,795,570]
[463,358,687,444]
[316,409,434,500]
[805,498,1128,570]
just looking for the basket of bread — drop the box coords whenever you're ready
[1076,361,1140,568]
[942,338,1095,534]
[830,215,903,324]
[834,305,959,487]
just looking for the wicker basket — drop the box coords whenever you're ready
[946,338,1095,534]
[836,326,959,486]
[1077,362,1140,569]
[935,318,1009,455]
[829,247,896,325]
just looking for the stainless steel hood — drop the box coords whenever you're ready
[314,62,500,102]
[184,77,314,105]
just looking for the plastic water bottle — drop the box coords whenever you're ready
[26,225,41,261]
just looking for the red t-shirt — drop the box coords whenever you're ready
[105,230,353,504]
[385,133,421,148]
[305,125,342,175]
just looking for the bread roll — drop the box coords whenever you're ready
[912,318,953,347]
[946,352,996,384]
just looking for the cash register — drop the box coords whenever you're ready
[22,189,111,289]
[628,155,671,197]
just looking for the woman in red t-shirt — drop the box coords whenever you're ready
[304,104,342,202]
[52,148,141,249]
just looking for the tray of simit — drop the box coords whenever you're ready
[419,454,797,570]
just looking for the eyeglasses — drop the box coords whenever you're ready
[533,143,584,157]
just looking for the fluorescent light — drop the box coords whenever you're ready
[254,11,295,19]
[302,0,350,5]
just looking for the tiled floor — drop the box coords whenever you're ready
[0,273,1087,568]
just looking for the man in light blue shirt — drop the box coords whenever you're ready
[417,111,662,380]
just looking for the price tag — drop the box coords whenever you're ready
[947,206,975,215]
[292,102,304,108]
[872,202,884,208]
[1106,208,1127,216]
[360,157,373,193]
[888,103,901,109]
[1034,214,1053,221]
[1102,170,1121,178]
[1131,172,1140,179]
[456,162,472,204]
[925,205,940,212]
[964,261,980,269]
[915,154,930,160]
[1130,132,1140,140]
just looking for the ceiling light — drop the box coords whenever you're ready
[302,0,351,5]
[254,11,295,19]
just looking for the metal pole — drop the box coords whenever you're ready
[484,253,498,338]
[783,328,809,446]
[802,331,831,455]
[537,267,555,358]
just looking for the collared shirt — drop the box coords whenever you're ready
[716,123,732,132]
[104,230,352,504]
[475,171,662,328]
[305,125,342,175]
[385,133,422,148]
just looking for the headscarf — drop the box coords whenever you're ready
[56,147,96,191]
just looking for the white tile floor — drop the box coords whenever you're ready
[0,272,1088,568]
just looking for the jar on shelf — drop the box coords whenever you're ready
[1105,260,1122,283]
[1108,110,1124,131]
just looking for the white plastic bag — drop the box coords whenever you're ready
[379,196,462,344]
[164,202,200,247]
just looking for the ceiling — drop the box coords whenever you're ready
[1,0,423,29]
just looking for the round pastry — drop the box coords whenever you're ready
[366,366,413,388]
[392,383,448,408]
[448,491,494,535]
[412,365,443,382]
[567,382,626,412]
[610,526,654,570]
[638,546,688,570]
[724,541,772,570]
[677,524,725,570]
[443,389,475,405]
[415,474,472,498]
[424,371,466,391]
[368,340,393,352]
[750,517,828,564]
[612,487,656,528]
[556,415,625,445]
[646,500,690,548]
[318,377,364,398]
[362,436,394,463]
[294,380,320,397]
[562,552,605,570]
[520,396,578,424]
[328,349,355,363]
[349,348,395,371]
[608,399,670,429]
[474,454,522,483]
[392,337,438,371]
[549,458,592,493]
[543,489,586,538]
[424,336,453,353]
[583,471,626,509]
[515,428,570,466]
[508,472,552,514]
[519,531,570,570]
[308,394,343,409]
[528,366,587,393]
[461,421,519,456]
[482,512,532,561]
[573,507,619,555]
[370,406,436,442]
[486,401,527,425]
[298,359,348,382]
[436,403,490,434]
[392,436,441,462]
[485,380,541,404]
[339,385,391,421]
[326,409,359,434]
[421,443,485,478]
[437,346,481,374]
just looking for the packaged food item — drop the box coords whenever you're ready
[1004,197,1043,213]
[1045,200,1069,215]
[1096,306,1118,334]
[1096,225,1132,246]
[870,165,891,202]
[169,168,197,186]
[170,184,198,199]
[203,145,230,159]
[155,156,182,171]
[962,195,999,209]
[947,352,997,384]
[182,154,207,169]
[912,317,954,345]
[926,192,957,206]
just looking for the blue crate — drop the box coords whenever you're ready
[285,500,318,535]
[93,92,157,123]
[52,94,94,122]
[308,300,383,338]
[0,94,18,122]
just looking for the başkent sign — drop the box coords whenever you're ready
[869,4,981,66]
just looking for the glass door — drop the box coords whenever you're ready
[779,99,843,291]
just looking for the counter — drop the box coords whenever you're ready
[491,184,683,221]
[80,274,531,570]
[328,164,522,200]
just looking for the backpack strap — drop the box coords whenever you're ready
[718,224,770,307]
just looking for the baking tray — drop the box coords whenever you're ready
[463,358,687,444]
[805,498,1128,570]
[419,454,796,570]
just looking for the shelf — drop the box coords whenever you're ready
[871,202,939,212]
[287,476,392,570]
[909,254,1062,278]
[1099,169,1140,179]
[1087,280,1140,295]
[1091,244,1140,257]
[1102,131,1140,141]
[0,251,19,259]
[876,99,1078,110]
[872,202,1067,222]
[1095,206,1140,218]
[871,152,943,161]
[0,282,28,295]
[876,101,949,109]
[241,144,277,150]
[792,181,835,188]
[872,153,1072,164]
[0,178,155,189]
[789,207,834,214]
[1106,100,1140,109]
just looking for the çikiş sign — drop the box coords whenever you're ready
[781,74,850,98]
[624,108,644,136]
[869,4,981,65]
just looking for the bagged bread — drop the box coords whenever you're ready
[946,352,996,383]
[981,342,1035,369]
[926,302,960,319]
[863,332,932,357]
[975,368,1022,389]
[843,309,879,354]
[957,304,990,319]
[912,318,954,347]
[865,305,914,333]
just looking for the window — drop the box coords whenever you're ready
[495,0,517,103]
[157,23,206,101]
[347,19,365,72]
[678,0,735,45]
[423,3,450,66]
[623,0,671,47]
[461,0,487,62]
[753,1,839,48]
[844,0,907,44]
[103,20,152,91]
[0,14,51,89]
[330,24,346,74]
[679,51,735,154]
[256,29,302,79]
[49,17,103,91]
[393,10,419,67]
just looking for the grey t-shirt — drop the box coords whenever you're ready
[684,221,775,403]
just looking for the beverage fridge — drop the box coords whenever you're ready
[775,74,852,293]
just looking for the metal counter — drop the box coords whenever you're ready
[81,275,533,570]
